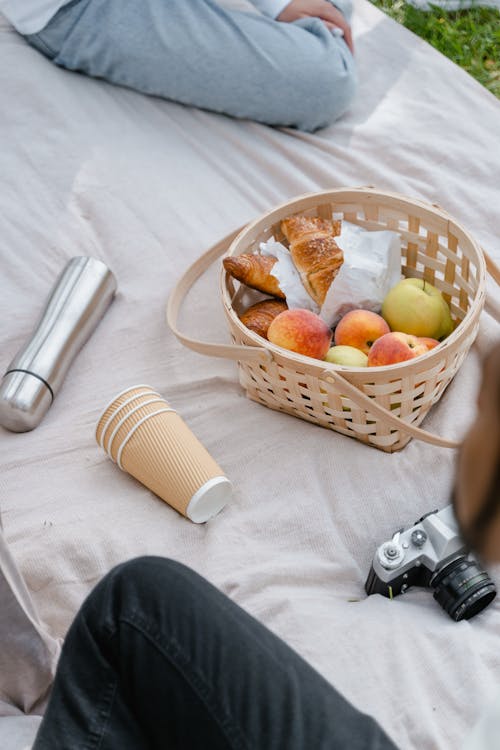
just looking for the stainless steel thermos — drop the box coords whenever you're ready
[0,257,117,432]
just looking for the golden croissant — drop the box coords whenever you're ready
[239,299,288,339]
[223,254,285,299]
[281,216,343,306]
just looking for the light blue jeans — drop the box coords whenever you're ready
[26,0,357,132]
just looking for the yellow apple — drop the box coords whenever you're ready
[382,279,453,340]
[325,345,368,367]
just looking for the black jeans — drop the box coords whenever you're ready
[33,557,398,749]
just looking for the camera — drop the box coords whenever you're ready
[365,505,497,621]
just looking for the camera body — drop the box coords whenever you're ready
[365,505,496,621]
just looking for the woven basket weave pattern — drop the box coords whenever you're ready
[221,190,485,452]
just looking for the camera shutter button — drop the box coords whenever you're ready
[411,529,427,548]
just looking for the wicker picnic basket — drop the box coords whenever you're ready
[168,187,500,452]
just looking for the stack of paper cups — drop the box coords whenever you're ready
[95,385,232,523]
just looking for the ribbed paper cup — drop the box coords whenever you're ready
[95,387,231,523]
[107,399,172,463]
[118,409,231,523]
[96,385,161,452]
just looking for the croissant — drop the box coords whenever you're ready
[280,216,341,244]
[281,216,343,306]
[223,254,285,299]
[239,299,288,339]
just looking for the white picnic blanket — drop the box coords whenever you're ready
[1,1,500,748]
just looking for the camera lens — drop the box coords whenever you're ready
[432,557,497,621]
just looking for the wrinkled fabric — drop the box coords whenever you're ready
[1,1,500,748]
[0,520,60,716]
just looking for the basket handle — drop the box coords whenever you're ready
[320,369,461,449]
[167,226,272,364]
[483,250,500,322]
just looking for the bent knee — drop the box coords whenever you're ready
[107,557,216,620]
[288,43,357,131]
[87,556,198,610]
[109,556,195,590]
[318,55,357,129]
[78,557,207,635]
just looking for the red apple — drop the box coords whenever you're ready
[367,332,429,367]
[334,310,390,355]
[268,309,332,360]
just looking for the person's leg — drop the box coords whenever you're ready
[33,557,398,750]
[25,0,356,131]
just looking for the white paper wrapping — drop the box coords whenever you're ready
[320,222,402,328]
[260,223,400,327]
[259,238,319,313]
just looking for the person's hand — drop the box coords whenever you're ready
[277,0,354,54]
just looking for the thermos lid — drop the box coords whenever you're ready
[0,370,53,433]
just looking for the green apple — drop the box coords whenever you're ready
[382,278,453,340]
[325,345,369,367]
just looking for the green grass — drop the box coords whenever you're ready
[370,1,500,99]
